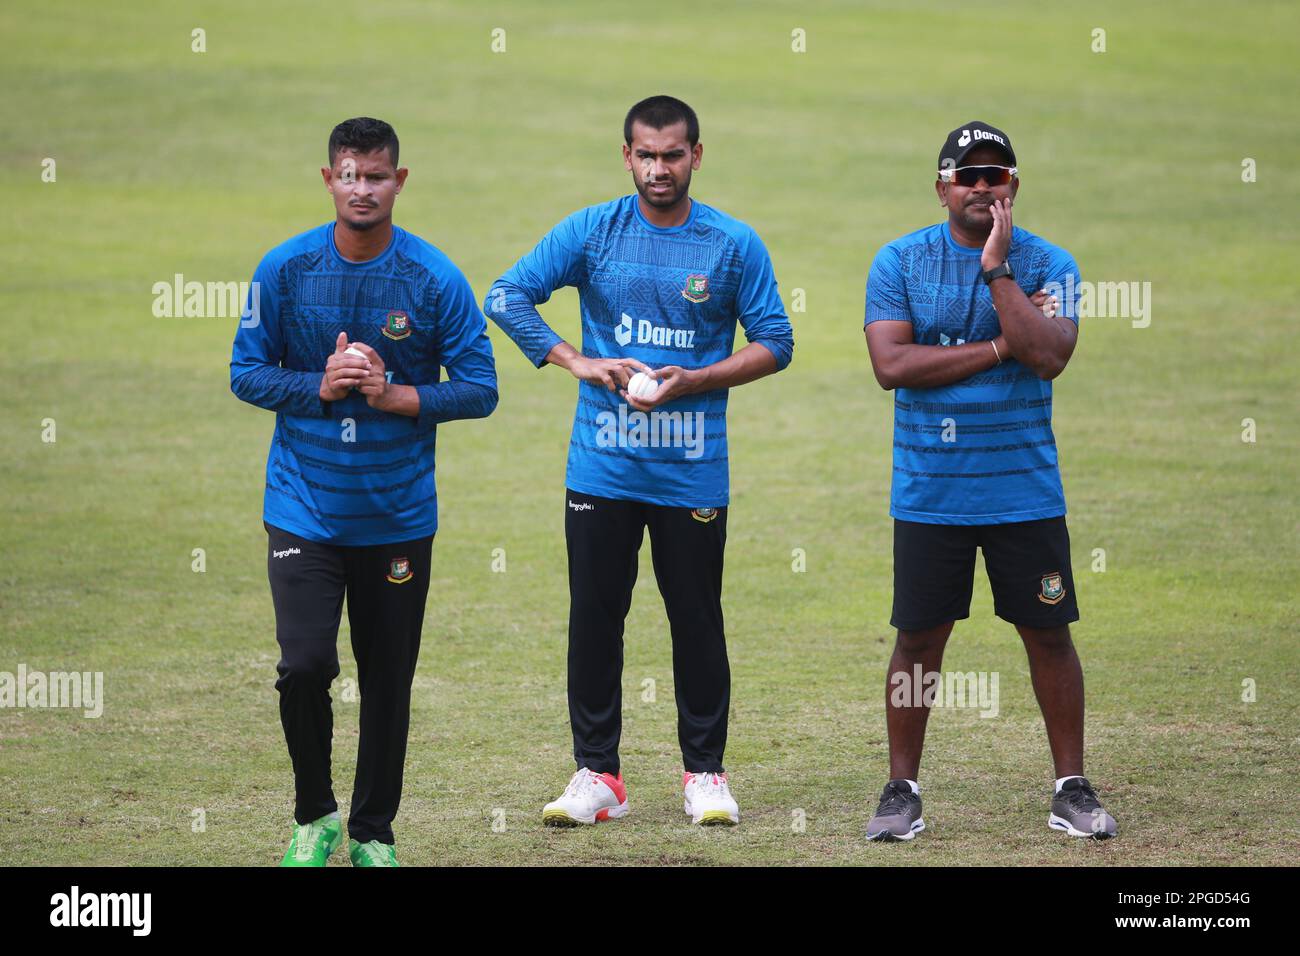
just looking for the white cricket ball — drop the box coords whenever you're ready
[345,345,367,359]
[627,371,659,400]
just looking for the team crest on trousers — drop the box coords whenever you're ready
[682,274,710,303]
[691,508,718,523]
[1038,571,1065,605]
[387,557,413,584]
[383,310,411,340]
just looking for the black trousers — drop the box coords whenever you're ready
[265,521,433,845]
[564,489,729,776]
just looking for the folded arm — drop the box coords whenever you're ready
[864,320,1007,390]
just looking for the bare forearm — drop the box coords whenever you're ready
[688,342,778,393]
[874,338,1004,390]
[370,384,420,417]
[988,277,1073,378]
[543,341,581,370]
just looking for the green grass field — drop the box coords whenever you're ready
[2,0,1297,866]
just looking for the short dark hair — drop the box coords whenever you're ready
[328,117,399,168]
[624,95,699,146]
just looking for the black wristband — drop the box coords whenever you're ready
[981,261,1014,285]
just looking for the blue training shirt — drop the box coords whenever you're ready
[484,195,793,508]
[864,221,1081,525]
[230,223,498,545]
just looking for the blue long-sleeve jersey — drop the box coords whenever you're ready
[483,195,793,508]
[231,223,498,545]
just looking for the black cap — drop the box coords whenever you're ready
[938,121,1016,171]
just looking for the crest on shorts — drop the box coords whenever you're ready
[682,274,710,303]
[382,310,411,340]
[387,556,413,584]
[1038,571,1065,605]
[691,508,718,523]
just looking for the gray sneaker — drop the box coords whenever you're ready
[1049,777,1117,839]
[866,779,925,842]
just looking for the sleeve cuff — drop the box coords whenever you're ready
[530,330,565,368]
[751,338,793,372]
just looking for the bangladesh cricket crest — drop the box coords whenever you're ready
[682,274,710,303]
[382,310,411,340]
[386,556,413,584]
[691,507,718,523]
[1038,571,1065,605]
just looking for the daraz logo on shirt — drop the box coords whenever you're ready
[614,312,695,349]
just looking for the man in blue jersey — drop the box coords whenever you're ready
[484,95,793,827]
[230,117,498,865]
[862,121,1117,841]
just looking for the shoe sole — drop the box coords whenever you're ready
[542,801,629,827]
[1048,812,1116,839]
[683,800,739,826]
[866,818,925,842]
[694,809,739,826]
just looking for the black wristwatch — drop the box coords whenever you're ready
[981,261,1014,285]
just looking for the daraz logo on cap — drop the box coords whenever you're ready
[960,128,1007,148]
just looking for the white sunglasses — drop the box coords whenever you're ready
[938,164,1018,185]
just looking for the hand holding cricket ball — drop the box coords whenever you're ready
[321,332,386,401]
[622,365,700,411]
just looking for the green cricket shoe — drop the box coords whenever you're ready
[279,811,342,867]
[349,839,399,867]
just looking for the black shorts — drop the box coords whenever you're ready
[891,516,1079,631]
